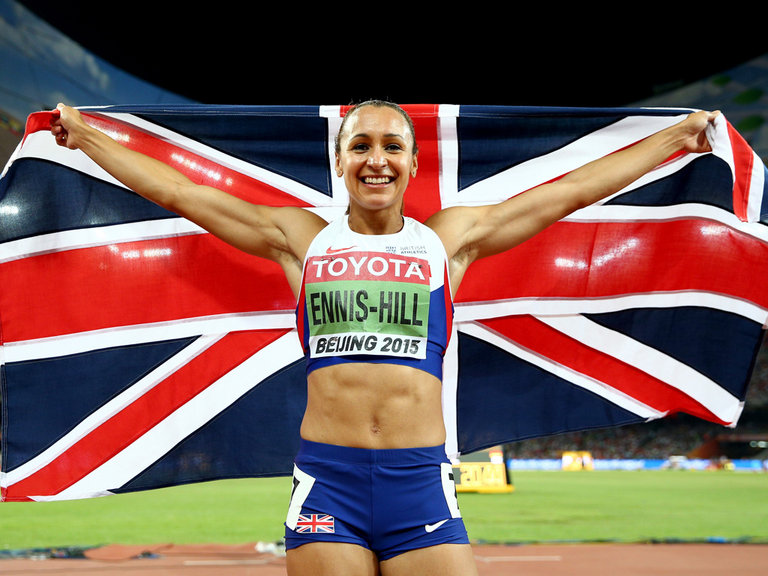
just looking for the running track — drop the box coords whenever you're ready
[2,543,767,575]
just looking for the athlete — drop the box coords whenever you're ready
[50,100,719,575]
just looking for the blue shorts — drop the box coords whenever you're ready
[284,439,469,561]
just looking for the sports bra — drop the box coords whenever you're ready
[296,215,453,380]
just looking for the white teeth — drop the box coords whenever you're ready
[364,176,392,184]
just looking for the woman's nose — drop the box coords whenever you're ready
[367,152,387,167]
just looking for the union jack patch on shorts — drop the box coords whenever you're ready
[295,514,335,533]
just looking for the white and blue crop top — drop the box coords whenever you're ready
[296,215,453,380]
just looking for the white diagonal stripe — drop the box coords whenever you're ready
[536,314,743,424]
[27,332,303,501]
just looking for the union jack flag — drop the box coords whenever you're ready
[1,104,766,502]
[295,514,336,534]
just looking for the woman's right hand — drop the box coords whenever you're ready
[50,103,89,150]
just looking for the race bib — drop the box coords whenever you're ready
[304,251,431,360]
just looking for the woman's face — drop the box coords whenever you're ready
[335,106,418,215]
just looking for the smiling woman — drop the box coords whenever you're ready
[334,101,419,225]
[49,99,719,576]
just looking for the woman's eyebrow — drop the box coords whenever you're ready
[349,132,406,140]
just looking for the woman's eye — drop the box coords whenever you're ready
[349,142,404,153]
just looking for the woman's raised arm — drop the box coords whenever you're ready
[428,110,720,293]
[51,104,326,295]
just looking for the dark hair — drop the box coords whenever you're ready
[334,100,419,155]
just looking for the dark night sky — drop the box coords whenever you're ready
[18,2,768,107]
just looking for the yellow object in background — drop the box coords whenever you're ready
[561,451,594,471]
[453,446,514,493]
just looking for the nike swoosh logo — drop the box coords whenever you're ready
[325,246,356,254]
[424,519,449,533]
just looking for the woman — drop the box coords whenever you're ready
[51,100,718,575]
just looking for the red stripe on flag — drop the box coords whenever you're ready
[479,315,725,423]
[457,220,768,308]
[404,105,442,222]
[1,234,295,342]
[3,329,289,501]
[22,111,56,146]
[725,120,757,222]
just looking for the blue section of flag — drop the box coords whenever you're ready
[0,159,175,243]
[456,332,644,452]
[2,337,197,470]
[457,112,619,191]
[607,155,735,212]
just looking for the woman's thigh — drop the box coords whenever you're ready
[380,543,479,576]
[286,542,379,576]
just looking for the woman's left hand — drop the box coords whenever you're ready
[679,110,721,154]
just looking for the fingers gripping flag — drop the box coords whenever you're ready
[1,104,766,501]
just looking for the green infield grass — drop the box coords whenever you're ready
[1,470,766,551]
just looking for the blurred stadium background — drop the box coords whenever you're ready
[1,0,767,472]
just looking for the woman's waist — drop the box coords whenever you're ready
[306,361,442,402]
[302,363,446,448]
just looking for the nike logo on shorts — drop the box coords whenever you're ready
[424,519,449,533]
